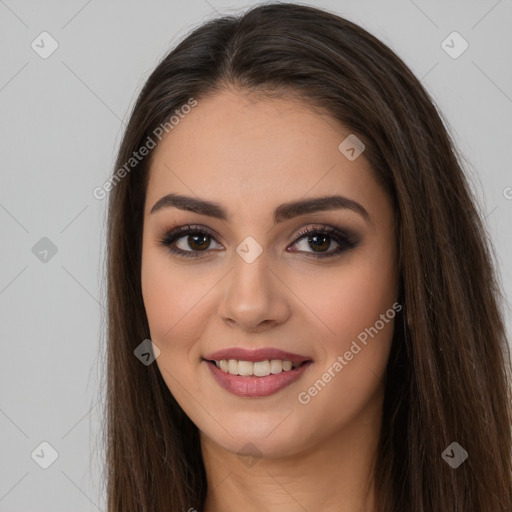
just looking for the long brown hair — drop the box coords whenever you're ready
[99,3,512,510]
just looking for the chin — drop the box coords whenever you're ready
[200,414,316,461]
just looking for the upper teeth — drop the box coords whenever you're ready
[215,359,296,376]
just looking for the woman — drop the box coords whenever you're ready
[100,3,512,511]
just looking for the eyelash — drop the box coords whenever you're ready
[158,224,358,260]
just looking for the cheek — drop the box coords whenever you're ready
[140,252,207,401]
[141,248,194,345]
[296,244,397,345]
[140,247,220,365]
[329,268,397,339]
[298,242,398,409]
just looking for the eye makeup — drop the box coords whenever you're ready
[158,223,359,260]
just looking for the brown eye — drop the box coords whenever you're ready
[302,233,332,252]
[288,225,358,258]
[183,233,211,251]
[160,225,223,258]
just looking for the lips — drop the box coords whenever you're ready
[202,346,313,397]
[202,347,312,366]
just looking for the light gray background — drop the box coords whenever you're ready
[0,0,511,510]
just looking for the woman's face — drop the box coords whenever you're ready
[141,89,399,459]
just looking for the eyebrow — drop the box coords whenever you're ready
[150,193,372,225]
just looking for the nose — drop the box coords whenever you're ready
[219,252,291,332]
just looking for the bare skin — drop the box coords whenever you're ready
[140,88,399,511]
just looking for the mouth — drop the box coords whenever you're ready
[203,358,310,377]
[201,347,313,397]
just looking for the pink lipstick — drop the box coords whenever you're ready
[202,347,313,398]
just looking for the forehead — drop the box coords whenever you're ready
[145,90,383,222]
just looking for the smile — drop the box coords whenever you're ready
[211,358,298,376]
[202,358,312,398]
[202,347,313,397]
